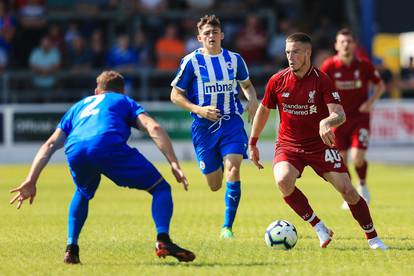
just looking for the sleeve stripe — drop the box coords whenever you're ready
[171,53,194,87]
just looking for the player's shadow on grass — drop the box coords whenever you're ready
[88,260,300,267]
[144,261,301,267]
[300,236,414,251]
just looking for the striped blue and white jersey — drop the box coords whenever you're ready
[171,48,249,122]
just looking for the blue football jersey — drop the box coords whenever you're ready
[171,48,249,122]
[58,92,145,153]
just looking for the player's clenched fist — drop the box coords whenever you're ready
[197,105,221,121]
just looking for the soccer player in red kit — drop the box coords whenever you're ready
[249,33,388,250]
[320,28,385,207]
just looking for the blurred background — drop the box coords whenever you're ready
[0,0,413,163]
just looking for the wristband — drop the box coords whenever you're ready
[249,137,258,146]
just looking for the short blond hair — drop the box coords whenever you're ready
[96,70,125,94]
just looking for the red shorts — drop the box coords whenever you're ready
[273,147,349,179]
[333,118,370,151]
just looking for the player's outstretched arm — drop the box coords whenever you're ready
[10,129,66,209]
[170,87,220,122]
[249,104,271,169]
[319,103,346,147]
[239,79,259,123]
[359,80,385,113]
[136,113,189,190]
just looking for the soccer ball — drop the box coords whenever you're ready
[264,219,298,250]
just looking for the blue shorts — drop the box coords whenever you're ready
[191,115,248,174]
[66,143,163,200]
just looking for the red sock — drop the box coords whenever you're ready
[348,197,377,239]
[284,187,320,226]
[355,160,368,184]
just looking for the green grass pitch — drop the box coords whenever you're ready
[1,162,413,275]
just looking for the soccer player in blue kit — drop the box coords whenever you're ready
[10,71,195,263]
[170,15,259,239]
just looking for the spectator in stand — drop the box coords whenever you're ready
[90,29,106,69]
[107,33,138,72]
[64,34,94,100]
[65,35,92,72]
[29,35,61,92]
[0,1,16,42]
[155,24,185,71]
[48,23,66,55]
[107,33,138,94]
[132,29,152,68]
[13,0,47,67]
[235,14,267,67]
[399,56,414,98]
[133,1,166,44]
[0,1,16,69]
[14,0,46,28]
[64,22,80,48]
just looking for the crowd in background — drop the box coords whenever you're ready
[0,0,413,101]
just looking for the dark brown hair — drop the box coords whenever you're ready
[286,32,312,46]
[336,28,355,39]
[197,14,221,32]
[96,70,125,93]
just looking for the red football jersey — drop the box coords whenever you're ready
[320,56,381,119]
[262,67,341,153]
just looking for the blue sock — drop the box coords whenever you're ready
[149,180,173,235]
[67,189,89,245]
[223,181,241,228]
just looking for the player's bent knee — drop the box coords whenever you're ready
[353,158,365,168]
[209,182,222,192]
[276,177,295,196]
[148,179,171,195]
[226,165,240,180]
[342,186,359,202]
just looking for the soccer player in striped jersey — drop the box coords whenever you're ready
[170,14,259,239]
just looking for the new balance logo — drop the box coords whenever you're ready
[302,213,311,220]
[362,223,374,231]
[282,92,290,98]
[334,163,342,168]
[227,194,238,202]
